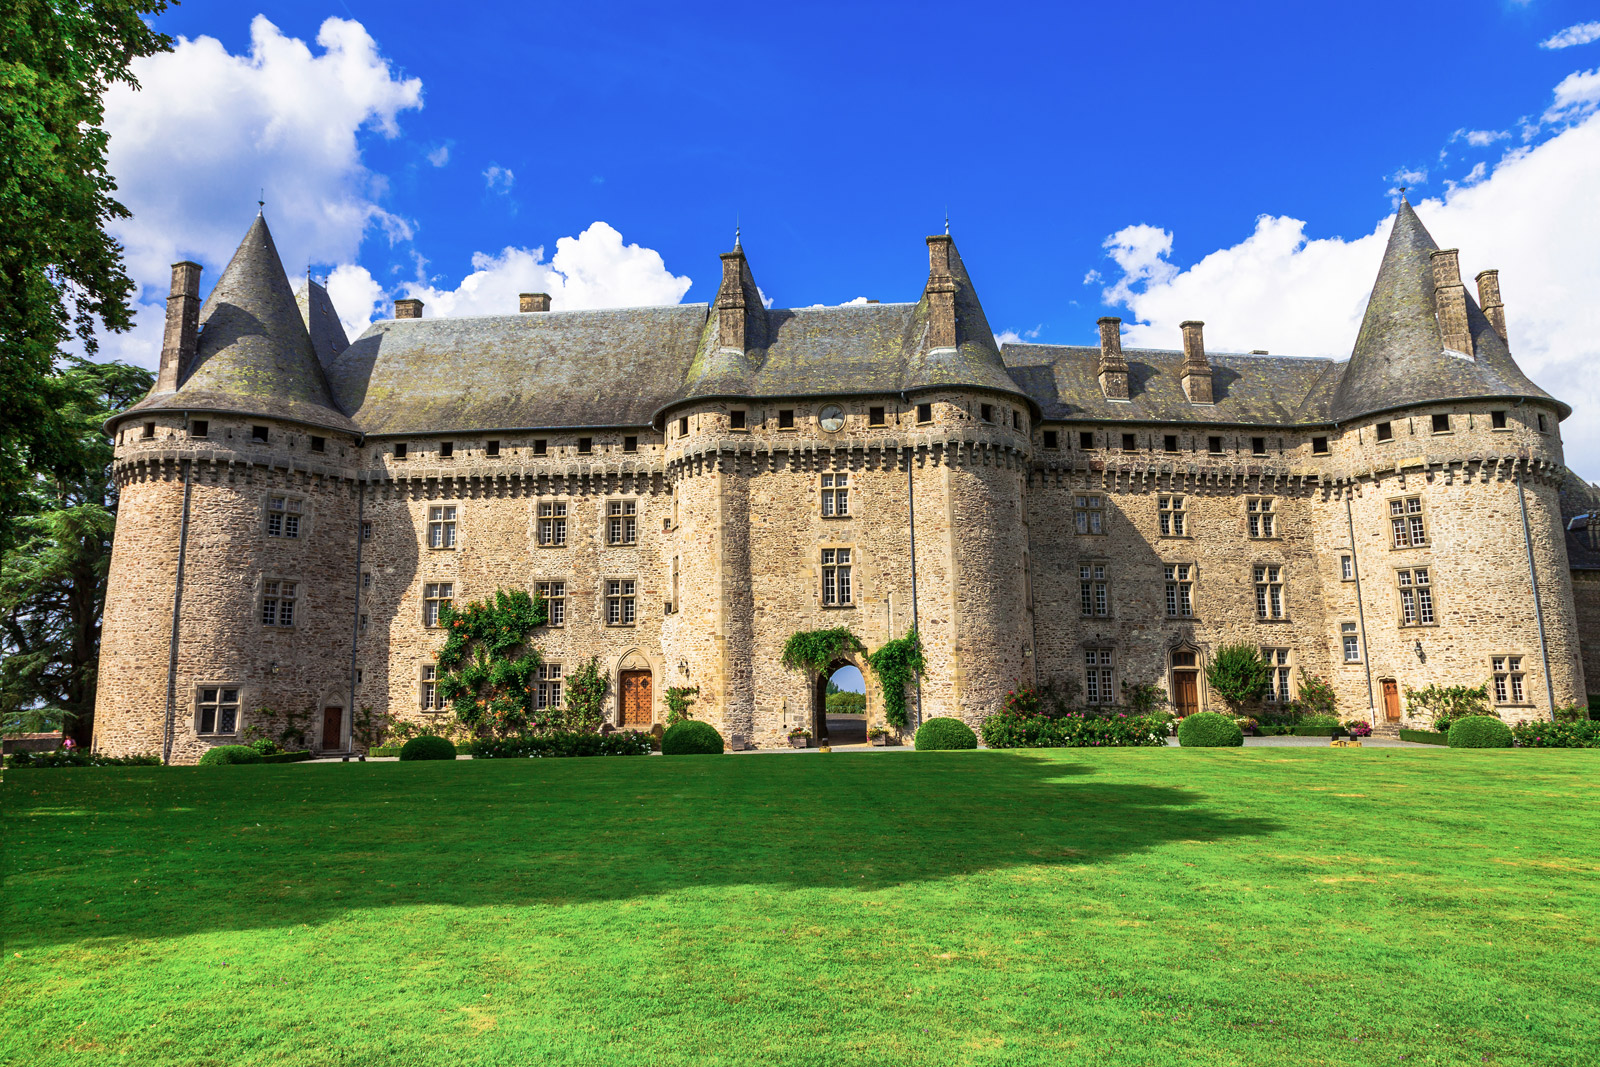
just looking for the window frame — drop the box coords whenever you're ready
[1079,431,1095,450]
[1245,497,1277,539]
[1341,621,1362,663]
[535,579,567,627]
[423,582,454,628]
[265,494,305,539]
[421,664,442,712]
[1084,648,1115,705]
[821,546,855,608]
[1490,654,1528,705]
[1253,563,1286,620]
[427,504,458,550]
[1259,647,1293,703]
[1042,429,1059,450]
[820,472,850,518]
[606,498,639,546]
[916,403,932,424]
[1074,494,1105,536]
[537,499,568,547]
[1395,566,1436,628]
[1163,562,1195,618]
[1079,561,1110,618]
[535,661,564,712]
[260,578,298,628]
[605,578,638,626]
[195,684,243,736]
[1157,494,1188,537]
[1388,495,1429,550]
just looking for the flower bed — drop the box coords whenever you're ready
[1510,720,1600,748]
[981,713,1166,749]
[4,749,161,769]
[469,731,654,759]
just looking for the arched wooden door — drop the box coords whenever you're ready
[620,670,653,729]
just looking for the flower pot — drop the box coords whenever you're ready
[788,736,808,749]
[870,735,887,746]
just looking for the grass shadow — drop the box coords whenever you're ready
[2,751,1279,949]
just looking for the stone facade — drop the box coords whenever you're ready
[95,206,1592,761]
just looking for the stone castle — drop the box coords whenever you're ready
[95,202,1597,761]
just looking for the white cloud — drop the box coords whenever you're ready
[757,286,775,309]
[397,222,691,318]
[1540,21,1600,50]
[324,263,386,339]
[1545,68,1600,123]
[483,164,514,193]
[426,144,450,167]
[1095,104,1600,480]
[1454,128,1509,147]
[98,15,422,367]
[994,325,1043,347]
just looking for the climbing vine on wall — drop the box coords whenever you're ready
[435,588,547,738]
[562,656,607,731]
[780,627,866,676]
[664,686,700,726]
[867,629,925,730]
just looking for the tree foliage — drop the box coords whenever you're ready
[561,656,607,732]
[1205,644,1270,714]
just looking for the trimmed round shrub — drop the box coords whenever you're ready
[914,717,978,751]
[399,735,457,761]
[1178,712,1244,748]
[661,720,724,755]
[197,744,264,766]
[1448,715,1513,748]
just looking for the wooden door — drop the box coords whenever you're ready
[620,671,653,728]
[1173,672,1199,717]
[322,706,343,749]
[1382,680,1401,722]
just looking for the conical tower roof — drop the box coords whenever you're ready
[1329,200,1561,422]
[124,215,357,432]
[903,236,1031,400]
[297,275,351,370]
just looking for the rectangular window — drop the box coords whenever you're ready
[1074,495,1104,535]
[779,409,795,429]
[1491,655,1525,704]
[533,439,548,455]
[1121,432,1137,451]
[577,437,593,454]
[1251,436,1267,456]
[624,435,638,453]
[1260,648,1292,702]
[1246,497,1276,538]
[421,665,440,711]
[142,422,156,440]
[608,499,638,545]
[361,520,373,541]
[538,501,567,546]
[536,580,566,627]
[191,420,209,439]
[980,403,994,422]
[1164,434,1179,453]
[1340,554,1354,581]
[1079,563,1109,617]
[679,416,689,436]
[1164,563,1194,617]
[1079,431,1095,450]
[1538,413,1547,432]
[267,496,303,538]
[251,425,268,443]
[197,687,240,734]
[439,441,454,459]
[1158,495,1187,536]
[359,613,368,633]
[821,473,849,517]
[868,406,886,426]
[428,505,457,549]
[1012,410,1021,430]
[821,548,853,606]
[1312,436,1328,454]
[310,435,326,453]
[1375,422,1393,442]
[536,662,563,711]
[1342,621,1361,662]
[1390,497,1427,548]
[261,580,297,627]
[606,579,637,625]
[485,440,500,457]
[1043,430,1058,449]
[1396,568,1434,626]
[362,571,372,590]
[1491,410,1507,430]
[393,442,407,459]
[1431,413,1450,433]
[423,582,453,627]
[1254,564,1285,619]
[917,403,932,424]
[731,410,747,429]
[1084,649,1114,704]
[1208,435,1223,454]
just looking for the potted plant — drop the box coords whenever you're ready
[1234,715,1260,737]
[1345,719,1373,738]
[867,725,890,747]
[787,727,812,749]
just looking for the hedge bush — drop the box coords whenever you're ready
[1178,712,1244,748]
[914,717,978,751]
[4,749,161,769]
[260,751,313,764]
[1447,715,1513,749]
[1510,719,1599,748]
[197,745,264,766]
[1399,729,1449,746]
[469,731,654,758]
[980,713,1165,748]
[661,721,724,755]
[399,735,458,761]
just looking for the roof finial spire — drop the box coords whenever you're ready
[944,209,950,236]
[257,188,265,215]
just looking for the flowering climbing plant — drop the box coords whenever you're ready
[434,588,548,739]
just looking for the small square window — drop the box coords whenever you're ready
[1251,436,1267,456]
[485,440,500,457]
[1208,436,1223,454]
[251,425,269,443]
[361,520,372,541]
[1491,410,1507,430]
[980,403,994,422]
[1043,430,1059,449]
[439,441,454,458]
[679,416,690,436]
[142,422,156,440]
[779,409,795,430]
[1375,422,1393,442]
[1079,431,1095,450]
[533,439,547,455]
[917,403,932,424]
[1121,433,1137,451]
[394,442,408,460]
[310,435,325,453]
[190,420,209,439]
[362,571,372,589]
[1164,434,1179,453]
[1312,436,1329,455]
[577,437,593,454]
[624,435,638,453]
[730,410,746,429]
[868,406,886,426]
[1431,413,1450,434]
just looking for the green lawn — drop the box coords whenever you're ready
[2,749,1596,1066]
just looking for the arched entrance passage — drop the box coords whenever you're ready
[814,661,867,746]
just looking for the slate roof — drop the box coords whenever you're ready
[297,277,350,370]
[1559,471,1600,571]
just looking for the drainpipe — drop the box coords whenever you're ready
[163,449,194,765]
[347,479,365,750]
[902,394,923,729]
[1345,493,1376,716]
[1515,464,1558,721]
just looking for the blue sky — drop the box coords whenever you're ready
[103,1,1600,475]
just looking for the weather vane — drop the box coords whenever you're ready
[257,187,265,214]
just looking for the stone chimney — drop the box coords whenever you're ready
[1475,269,1506,342]
[1429,249,1472,355]
[394,298,423,320]
[716,248,751,350]
[924,235,958,350]
[156,261,202,393]
[519,292,551,313]
[1097,317,1129,400]
[1179,320,1214,403]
